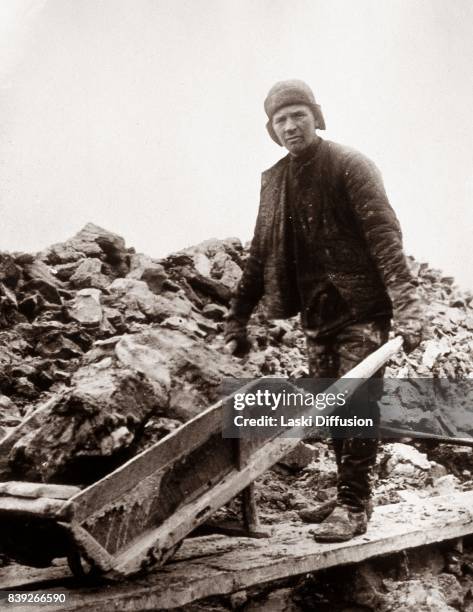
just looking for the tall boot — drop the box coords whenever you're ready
[312,436,378,542]
[298,438,344,524]
[336,399,379,514]
[336,436,378,515]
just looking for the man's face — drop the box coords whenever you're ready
[271,104,317,155]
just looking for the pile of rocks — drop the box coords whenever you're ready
[1,224,472,484]
[2,224,473,610]
[386,255,473,379]
[0,225,246,480]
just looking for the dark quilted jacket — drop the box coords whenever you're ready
[231,137,421,329]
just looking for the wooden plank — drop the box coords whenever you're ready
[0,482,80,500]
[0,561,70,590]
[4,492,473,610]
[0,496,71,519]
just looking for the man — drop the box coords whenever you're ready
[224,80,423,542]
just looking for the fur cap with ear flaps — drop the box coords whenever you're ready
[264,79,326,145]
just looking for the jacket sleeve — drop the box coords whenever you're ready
[228,176,267,324]
[343,151,422,326]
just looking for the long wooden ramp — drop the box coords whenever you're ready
[3,491,473,611]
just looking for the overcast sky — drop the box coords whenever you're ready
[1,0,472,289]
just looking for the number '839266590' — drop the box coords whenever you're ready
[7,592,66,604]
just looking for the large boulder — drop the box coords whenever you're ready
[115,332,172,390]
[115,327,246,422]
[4,322,249,482]
[8,362,168,483]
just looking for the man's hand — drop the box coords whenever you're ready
[391,294,425,354]
[394,318,424,354]
[223,316,252,357]
[399,330,423,354]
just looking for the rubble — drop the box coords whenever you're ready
[126,253,169,294]
[0,226,264,482]
[386,255,473,379]
[67,288,103,327]
[69,258,110,290]
[39,223,129,273]
[8,363,166,483]
[0,226,471,478]
[383,442,432,473]
[279,441,319,471]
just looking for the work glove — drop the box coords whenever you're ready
[393,309,424,354]
[223,315,252,358]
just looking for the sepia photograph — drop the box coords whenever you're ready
[0,1,472,610]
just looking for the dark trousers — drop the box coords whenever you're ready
[306,319,390,510]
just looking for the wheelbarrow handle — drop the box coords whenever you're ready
[340,336,404,380]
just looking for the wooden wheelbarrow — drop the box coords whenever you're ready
[0,337,403,579]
